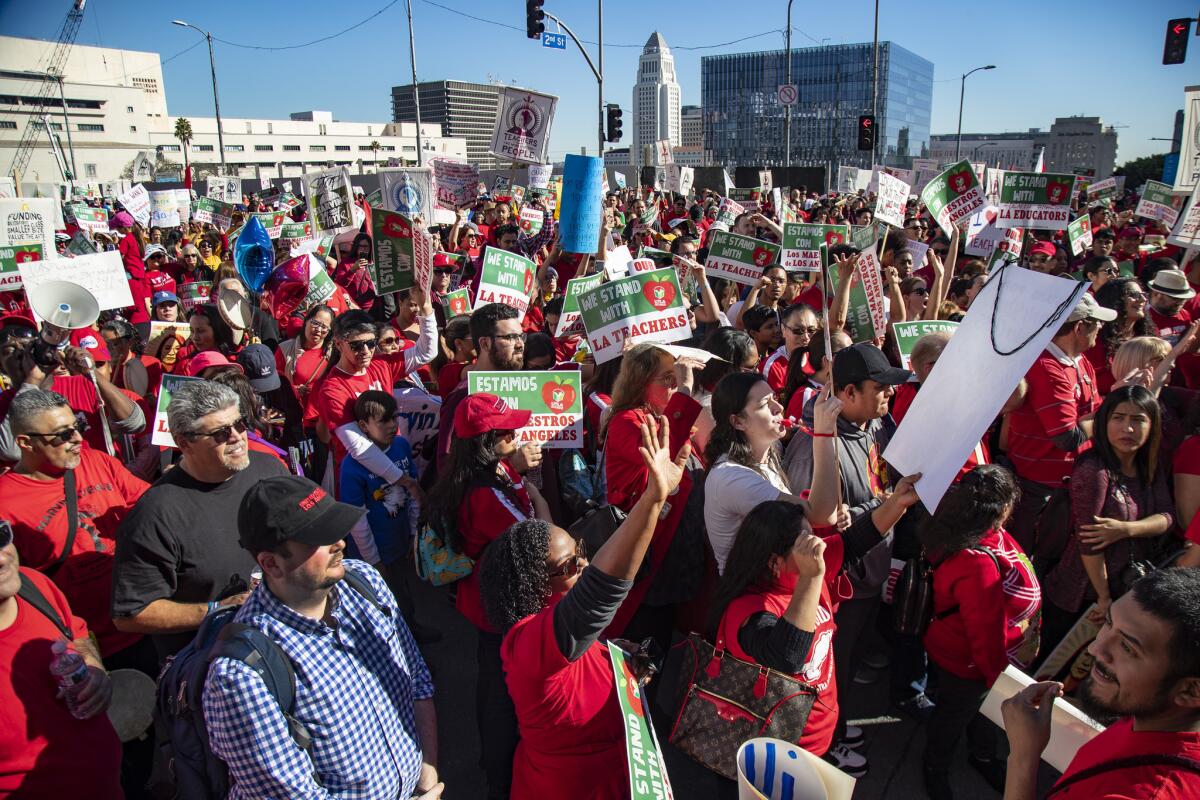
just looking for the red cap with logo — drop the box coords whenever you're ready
[453,393,532,438]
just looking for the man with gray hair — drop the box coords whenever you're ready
[111,379,289,662]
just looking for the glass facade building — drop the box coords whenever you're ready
[701,42,933,170]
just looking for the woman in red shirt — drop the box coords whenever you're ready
[602,344,703,646]
[479,416,688,800]
[921,465,1042,799]
[331,234,379,312]
[423,393,550,799]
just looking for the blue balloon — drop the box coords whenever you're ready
[234,215,275,292]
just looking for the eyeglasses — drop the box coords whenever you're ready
[908,288,929,296]
[27,419,87,446]
[307,320,330,332]
[346,338,379,353]
[786,325,820,337]
[548,538,588,578]
[185,417,248,445]
[492,332,527,343]
[378,336,399,346]
[1125,292,1147,302]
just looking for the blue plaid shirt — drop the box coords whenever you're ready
[203,561,434,799]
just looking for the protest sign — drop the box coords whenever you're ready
[613,171,626,189]
[0,197,57,256]
[66,233,96,257]
[781,223,849,273]
[251,211,286,239]
[476,247,536,319]
[468,371,583,448]
[728,188,760,210]
[0,243,41,292]
[17,250,133,315]
[874,171,910,228]
[492,175,512,195]
[714,196,745,229]
[117,184,151,226]
[518,206,544,238]
[667,165,694,197]
[652,168,667,192]
[0,177,15,199]
[703,230,780,286]
[578,268,688,363]
[559,154,604,254]
[304,167,355,234]
[837,165,870,194]
[912,158,938,174]
[206,176,241,203]
[147,321,193,363]
[432,158,481,210]
[855,245,887,339]
[152,374,204,447]
[758,170,773,192]
[442,287,473,317]
[191,197,234,230]
[280,221,313,241]
[1174,86,1200,194]
[850,222,879,252]
[174,189,191,224]
[555,272,605,338]
[280,192,303,211]
[527,163,552,190]
[490,87,557,164]
[996,172,1075,230]
[1067,216,1094,256]
[365,189,383,208]
[885,267,1085,512]
[604,244,633,278]
[1135,180,1184,227]
[372,210,418,294]
[986,226,1025,271]
[149,191,180,228]
[920,161,986,236]
[653,140,673,166]
[66,204,109,237]
[1168,182,1200,248]
[301,257,338,311]
[378,167,435,222]
[608,641,674,800]
[965,207,1013,258]
[985,169,1005,203]
[892,320,960,369]
[628,258,658,274]
[1086,176,1118,203]
[179,282,210,311]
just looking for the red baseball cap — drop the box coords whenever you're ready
[187,351,245,377]
[1117,225,1143,240]
[1027,241,1057,258]
[73,330,111,363]
[453,393,531,438]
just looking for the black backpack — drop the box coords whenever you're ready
[148,569,384,800]
[892,547,1001,637]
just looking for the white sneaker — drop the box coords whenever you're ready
[843,724,864,749]
[824,742,868,777]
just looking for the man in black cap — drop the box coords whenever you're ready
[784,342,916,776]
[203,474,441,800]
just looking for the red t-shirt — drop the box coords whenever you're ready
[311,352,413,463]
[454,461,532,631]
[0,376,109,457]
[759,346,789,395]
[0,449,148,656]
[1175,435,1200,477]
[118,233,150,325]
[1051,717,1200,799]
[1007,348,1100,487]
[793,285,828,314]
[501,601,627,800]
[1148,305,1194,345]
[0,568,123,798]
[436,362,468,400]
[720,542,842,756]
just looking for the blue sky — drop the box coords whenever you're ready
[3,0,1195,164]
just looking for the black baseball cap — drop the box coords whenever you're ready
[238,475,365,553]
[237,343,281,393]
[832,343,912,386]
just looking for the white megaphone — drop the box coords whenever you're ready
[28,280,101,330]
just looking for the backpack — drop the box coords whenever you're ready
[892,547,1001,637]
[148,569,384,800]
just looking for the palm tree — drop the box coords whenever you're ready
[174,117,194,181]
[369,139,382,171]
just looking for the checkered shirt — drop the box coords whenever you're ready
[203,560,434,799]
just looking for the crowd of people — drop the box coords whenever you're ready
[0,165,1198,800]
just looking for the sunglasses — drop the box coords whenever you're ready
[27,418,87,446]
[908,287,929,296]
[186,417,248,445]
[347,338,379,352]
[786,325,820,337]
[0,519,11,550]
[434,268,455,276]
[548,538,588,578]
[378,336,399,346]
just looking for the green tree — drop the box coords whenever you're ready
[1114,153,1166,193]
[369,139,382,171]
[174,117,194,178]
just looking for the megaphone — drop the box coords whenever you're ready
[28,281,101,330]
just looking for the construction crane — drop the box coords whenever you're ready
[8,0,87,179]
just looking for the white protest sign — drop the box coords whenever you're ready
[0,177,15,199]
[1168,182,1200,248]
[1135,180,1185,227]
[304,167,356,234]
[149,190,180,228]
[855,244,887,339]
[667,165,694,197]
[1174,86,1200,194]
[151,374,204,448]
[0,198,56,256]
[837,166,870,194]
[528,163,552,190]
[206,176,240,203]
[174,188,191,224]
[613,171,627,189]
[490,87,558,165]
[17,250,134,316]
[912,158,938,174]
[874,171,910,228]
[432,158,481,210]
[884,267,1085,512]
[118,184,152,227]
[758,170,773,191]
[378,167,435,222]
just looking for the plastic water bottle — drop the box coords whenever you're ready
[49,639,90,718]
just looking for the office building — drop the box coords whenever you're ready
[392,80,502,170]
[701,42,933,170]
[928,131,1042,171]
[0,35,464,184]
[930,116,1119,178]
[631,32,681,171]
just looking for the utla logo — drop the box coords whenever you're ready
[642,279,676,311]
[1045,180,1071,205]
[384,217,410,238]
[948,169,973,195]
[824,230,844,247]
[522,266,536,295]
[751,247,774,267]
[448,295,468,316]
[541,377,577,413]
[13,249,40,264]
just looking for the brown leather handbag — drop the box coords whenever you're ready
[662,632,817,780]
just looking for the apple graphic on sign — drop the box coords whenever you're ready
[642,279,676,311]
[824,230,844,247]
[541,378,577,413]
[13,249,40,263]
[384,217,409,237]
[522,266,536,295]
[948,169,973,195]
[449,295,468,316]
[1045,180,1071,205]
[751,247,773,267]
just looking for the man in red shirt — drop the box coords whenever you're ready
[1006,294,1113,552]
[1002,568,1200,800]
[0,534,121,799]
[1146,267,1196,345]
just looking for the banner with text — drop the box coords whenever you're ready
[893,320,960,369]
[874,171,911,228]
[468,370,583,448]
[432,158,481,210]
[476,247,536,320]
[304,167,356,234]
[996,172,1075,230]
[578,268,688,363]
[781,223,849,273]
[920,160,986,236]
[191,197,234,230]
[1135,180,1185,227]
[117,184,152,226]
[0,243,41,292]
[490,87,558,165]
[1067,216,1094,256]
[558,154,605,254]
[703,230,780,285]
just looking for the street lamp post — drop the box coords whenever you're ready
[955,64,995,161]
[784,0,795,165]
[172,20,227,173]
[405,0,423,166]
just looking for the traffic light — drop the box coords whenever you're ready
[857,115,875,151]
[526,0,545,40]
[1163,18,1191,65]
[606,104,623,142]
